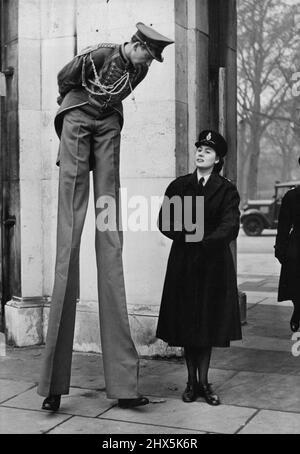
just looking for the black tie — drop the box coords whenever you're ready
[198,177,205,194]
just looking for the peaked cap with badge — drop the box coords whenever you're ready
[133,22,174,62]
[195,130,228,158]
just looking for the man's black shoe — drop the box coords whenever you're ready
[118,396,149,409]
[42,394,61,411]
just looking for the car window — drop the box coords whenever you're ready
[260,206,270,214]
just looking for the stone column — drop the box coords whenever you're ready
[187,0,210,172]
[174,0,210,175]
[5,0,44,346]
[5,0,78,346]
[0,0,21,322]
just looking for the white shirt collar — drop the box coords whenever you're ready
[197,171,211,186]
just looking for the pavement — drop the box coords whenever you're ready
[0,231,300,435]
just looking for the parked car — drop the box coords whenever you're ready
[241,180,300,236]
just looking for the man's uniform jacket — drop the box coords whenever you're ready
[54,42,148,153]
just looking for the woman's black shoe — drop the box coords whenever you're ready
[290,310,300,332]
[182,382,197,403]
[198,383,220,406]
[118,396,149,409]
[42,395,61,411]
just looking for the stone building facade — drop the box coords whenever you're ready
[0,0,238,355]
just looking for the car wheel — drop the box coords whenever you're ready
[242,215,264,236]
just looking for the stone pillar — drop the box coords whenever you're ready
[5,0,43,346]
[187,0,210,173]
[5,0,78,346]
[1,0,21,320]
[174,0,210,175]
[207,0,246,323]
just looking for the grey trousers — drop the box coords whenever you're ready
[37,108,139,399]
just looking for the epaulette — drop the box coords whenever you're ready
[221,175,237,185]
[76,43,118,57]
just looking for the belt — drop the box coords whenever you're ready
[79,102,116,119]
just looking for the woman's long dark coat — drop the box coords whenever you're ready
[156,171,242,348]
[275,187,300,302]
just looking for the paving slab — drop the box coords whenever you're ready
[0,406,71,434]
[238,274,277,280]
[239,409,300,434]
[237,277,263,282]
[99,397,256,434]
[232,335,292,353]
[243,293,268,305]
[244,304,292,339]
[239,278,279,293]
[49,416,205,434]
[259,298,292,307]
[239,281,269,291]
[218,371,300,412]
[69,352,106,390]
[0,347,106,390]
[139,359,238,398]
[211,347,293,374]
[237,252,280,276]
[0,379,35,403]
[0,348,42,383]
[246,304,257,311]
[3,386,113,417]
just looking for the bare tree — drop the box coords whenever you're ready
[265,117,299,182]
[237,0,300,200]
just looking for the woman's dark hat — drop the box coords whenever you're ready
[133,22,174,62]
[195,130,228,157]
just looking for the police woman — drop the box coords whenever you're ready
[156,130,242,405]
[275,157,300,332]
